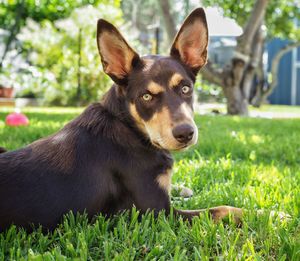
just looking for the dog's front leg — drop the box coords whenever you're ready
[126,175,171,216]
[174,206,243,224]
[126,171,242,223]
[130,187,242,224]
[155,171,242,223]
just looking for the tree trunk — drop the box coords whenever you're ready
[250,42,266,107]
[157,0,177,45]
[242,24,265,101]
[0,32,16,69]
[223,84,249,115]
[0,0,25,70]
[222,59,249,116]
[77,28,82,105]
[221,0,269,116]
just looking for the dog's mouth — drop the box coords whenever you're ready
[152,141,163,149]
[173,141,196,151]
[151,138,196,151]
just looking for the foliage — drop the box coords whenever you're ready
[0,1,122,105]
[0,63,54,99]
[0,0,107,30]
[195,79,225,103]
[0,0,109,70]
[3,3,122,105]
[0,107,299,259]
[202,0,300,41]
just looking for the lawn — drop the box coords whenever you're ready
[0,107,299,260]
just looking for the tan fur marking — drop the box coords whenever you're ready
[179,103,194,121]
[147,82,164,94]
[210,206,243,223]
[129,103,146,134]
[169,73,183,88]
[157,169,172,193]
[130,102,197,151]
[144,106,175,149]
[130,104,179,150]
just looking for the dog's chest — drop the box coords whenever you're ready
[131,149,174,192]
[156,168,173,194]
[135,148,173,173]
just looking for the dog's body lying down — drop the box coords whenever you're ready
[0,8,242,231]
[0,101,172,230]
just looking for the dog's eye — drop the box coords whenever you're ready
[181,86,190,94]
[142,93,153,101]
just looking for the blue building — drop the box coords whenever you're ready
[267,39,300,105]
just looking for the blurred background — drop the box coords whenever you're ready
[0,0,299,116]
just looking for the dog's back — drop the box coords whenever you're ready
[0,103,132,230]
[0,147,66,230]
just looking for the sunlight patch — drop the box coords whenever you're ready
[251,135,264,144]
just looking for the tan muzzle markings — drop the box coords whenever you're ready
[129,102,197,151]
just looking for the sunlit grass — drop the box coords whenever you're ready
[197,104,300,117]
[0,107,299,260]
[252,105,300,113]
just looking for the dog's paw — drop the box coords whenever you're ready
[171,185,193,198]
[209,205,243,225]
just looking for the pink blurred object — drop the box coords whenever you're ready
[5,112,29,126]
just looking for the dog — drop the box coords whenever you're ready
[0,8,242,231]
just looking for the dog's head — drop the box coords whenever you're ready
[97,8,208,151]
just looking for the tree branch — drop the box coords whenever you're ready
[0,0,25,70]
[250,61,265,107]
[223,0,269,115]
[263,41,300,99]
[200,60,223,86]
[242,23,265,100]
[236,0,269,56]
[157,0,177,45]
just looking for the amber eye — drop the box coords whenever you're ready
[181,86,190,94]
[142,93,153,101]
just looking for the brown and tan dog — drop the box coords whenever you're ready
[0,8,242,231]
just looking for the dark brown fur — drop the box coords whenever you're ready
[0,8,242,232]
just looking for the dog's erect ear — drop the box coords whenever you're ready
[170,8,208,75]
[97,19,140,85]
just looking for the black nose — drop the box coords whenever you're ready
[172,124,194,143]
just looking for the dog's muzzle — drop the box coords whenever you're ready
[172,124,194,144]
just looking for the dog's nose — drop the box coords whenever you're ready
[172,124,194,143]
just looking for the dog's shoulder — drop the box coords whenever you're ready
[73,93,146,149]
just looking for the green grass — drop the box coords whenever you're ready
[198,104,300,117]
[0,107,299,260]
[251,104,300,113]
